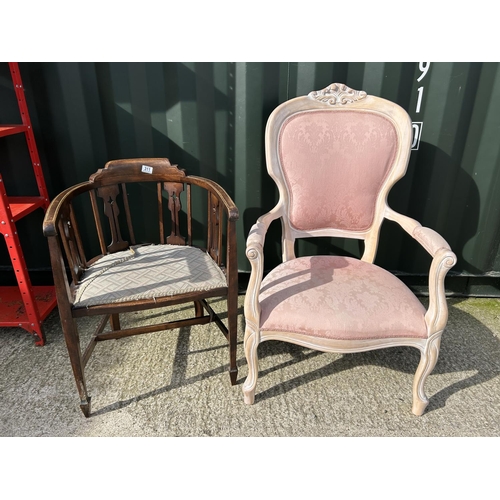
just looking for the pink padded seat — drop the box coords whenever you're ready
[260,256,427,340]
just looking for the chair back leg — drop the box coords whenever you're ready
[227,291,238,385]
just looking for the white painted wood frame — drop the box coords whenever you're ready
[242,83,457,415]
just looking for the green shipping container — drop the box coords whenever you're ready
[1,62,499,296]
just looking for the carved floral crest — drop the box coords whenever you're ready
[308,83,367,106]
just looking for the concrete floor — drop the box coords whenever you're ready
[1,294,498,498]
[1,295,499,437]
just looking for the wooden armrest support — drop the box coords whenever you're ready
[384,206,456,334]
[188,176,239,221]
[246,209,282,254]
[244,208,283,329]
[425,247,457,333]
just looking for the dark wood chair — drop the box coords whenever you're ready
[43,158,239,417]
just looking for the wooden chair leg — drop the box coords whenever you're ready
[194,300,204,318]
[412,333,442,416]
[110,313,120,331]
[227,293,238,385]
[61,318,91,417]
[242,325,259,404]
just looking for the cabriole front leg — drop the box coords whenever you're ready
[412,332,442,416]
[242,325,260,404]
[243,235,266,404]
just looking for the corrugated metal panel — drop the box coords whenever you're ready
[1,62,499,288]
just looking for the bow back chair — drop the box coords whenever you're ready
[43,158,238,417]
[243,84,456,415]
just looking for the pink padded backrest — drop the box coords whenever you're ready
[278,110,398,231]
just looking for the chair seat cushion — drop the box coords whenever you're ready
[259,256,427,340]
[73,244,227,308]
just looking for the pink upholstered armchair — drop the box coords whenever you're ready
[242,83,457,415]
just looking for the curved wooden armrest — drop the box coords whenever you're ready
[43,182,91,237]
[385,207,452,255]
[412,226,451,256]
[385,206,457,334]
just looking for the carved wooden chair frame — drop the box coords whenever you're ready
[43,158,238,417]
[242,84,456,415]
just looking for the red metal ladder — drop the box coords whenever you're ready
[0,62,57,345]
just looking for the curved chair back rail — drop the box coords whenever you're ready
[43,158,239,417]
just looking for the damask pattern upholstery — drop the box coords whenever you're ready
[279,110,398,231]
[259,256,427,340]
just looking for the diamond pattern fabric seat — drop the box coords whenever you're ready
[74,244,227,308]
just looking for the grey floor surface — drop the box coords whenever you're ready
[1,295,499,437]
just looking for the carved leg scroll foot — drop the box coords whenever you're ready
[242,326,259,404]
[412,333,442,416]
[243,388,255,405]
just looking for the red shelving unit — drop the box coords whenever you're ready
[0,62,57,346]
